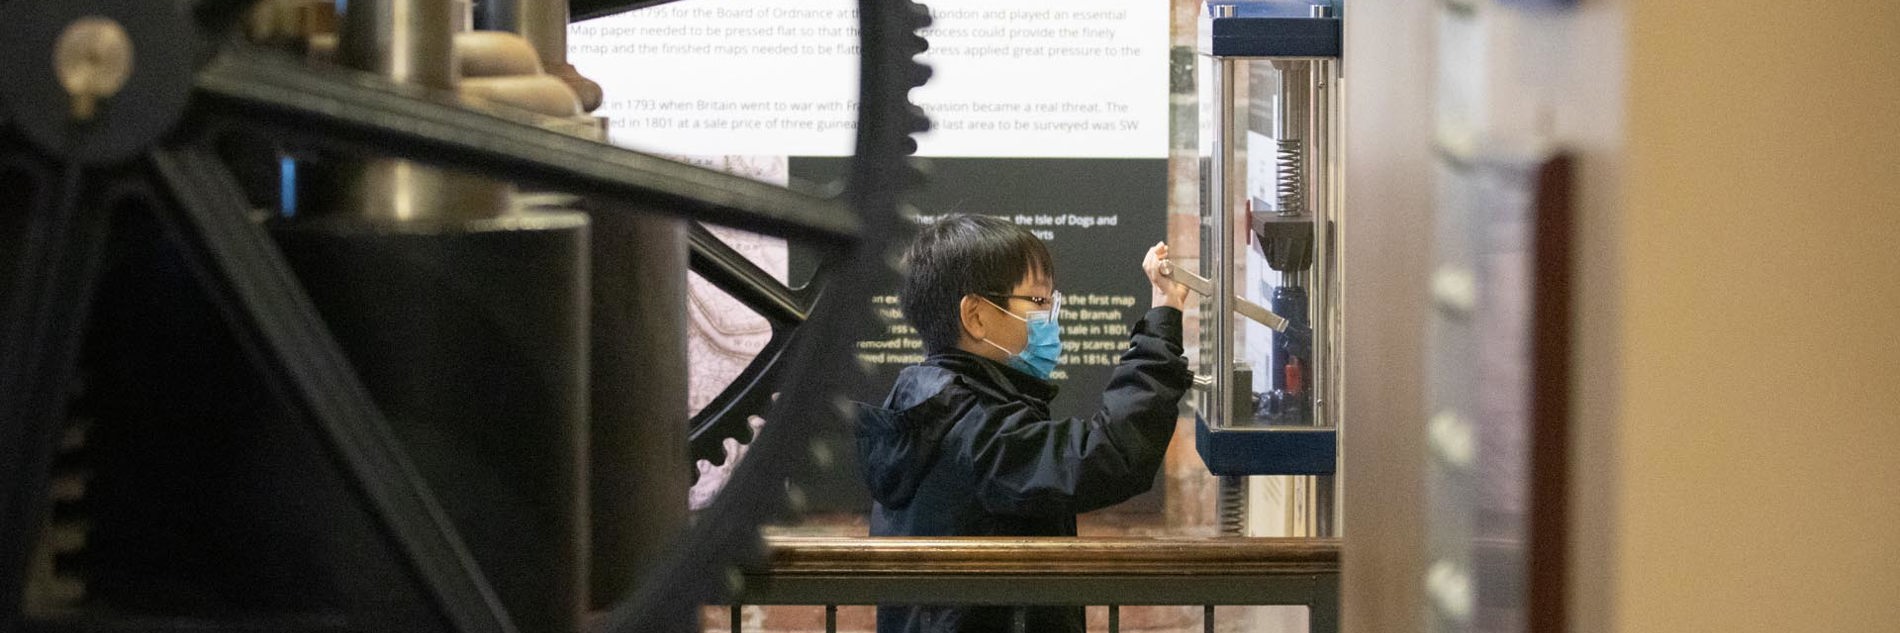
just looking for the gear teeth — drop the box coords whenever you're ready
[783,481,809,514]
[27,414,95,612]
[902,32,931,56]
[905,60,932,88]
[627,0,940,622]
[904,1,934,34]
[883,245,909,275]
[842,353,873,382]
[723,567,748,595]
[734,532,769,569]
[830,395,861,422]
[905,104,933,134]
[854,352,880,378]
[808,439,837,471]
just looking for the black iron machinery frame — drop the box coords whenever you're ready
[0,0,933,631]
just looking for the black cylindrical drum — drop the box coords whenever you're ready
[584,207,689,610]
[275,212,590,633]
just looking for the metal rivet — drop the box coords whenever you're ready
[53,16,135,121]
[1429,410,1476,468]
[1427,559,1475,621]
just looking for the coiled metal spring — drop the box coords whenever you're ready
[1218,475,1248,536]
[1276,138,1304,215]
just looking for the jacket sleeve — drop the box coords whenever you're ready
[955,307,1191,517]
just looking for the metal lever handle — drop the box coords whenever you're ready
[1159,260,1291,332]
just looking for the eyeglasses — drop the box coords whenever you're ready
[983,290,1062,320]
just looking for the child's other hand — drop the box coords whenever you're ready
[1143,242,1190,310]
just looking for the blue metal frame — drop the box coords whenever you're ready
[1195,416,1337,476]
[1198,1,1343,59]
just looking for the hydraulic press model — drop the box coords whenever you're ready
[1189,0,1341,536]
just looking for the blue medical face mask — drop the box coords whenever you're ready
[981,297,1062,380]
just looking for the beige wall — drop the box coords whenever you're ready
[1347,1,1900,632]
[1608,0,1900,631]
[1339,0,1436,630]
[1341,0,1632,631]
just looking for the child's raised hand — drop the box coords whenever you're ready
[1143,242,1190,310]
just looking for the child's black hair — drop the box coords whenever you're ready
[900,214,1055,354]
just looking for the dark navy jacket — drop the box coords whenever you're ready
[855,307,1190,633]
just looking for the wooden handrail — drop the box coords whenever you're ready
[738,536,1342,632]
[761,536,1341,576]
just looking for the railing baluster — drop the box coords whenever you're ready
[1012,607,1027,633]
[1205,604,1216,633]
[730,603,742,632]
[1109,605,1121,633]
[826,605,838,633]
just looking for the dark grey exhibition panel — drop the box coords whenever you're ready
[789,157,1171,415]
[784,156,1170,512]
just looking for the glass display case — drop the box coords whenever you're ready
[1189,0,1342,532]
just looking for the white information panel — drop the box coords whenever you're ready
[568,0,1168,158]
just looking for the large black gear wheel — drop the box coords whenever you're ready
[683,0,934,490]
[0,0,933,631]
[612,0,935,627]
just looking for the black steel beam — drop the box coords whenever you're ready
[688,223,810,326]
[0,165,107,629]
[146,146,516,633]
[25,615,353,633]
[192,49,861,246]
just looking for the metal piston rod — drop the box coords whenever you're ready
[1260,55,1335,539]
[333,0,512,223]
[1297,56,1336,538]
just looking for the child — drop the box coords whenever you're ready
[856,213,1192,633]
